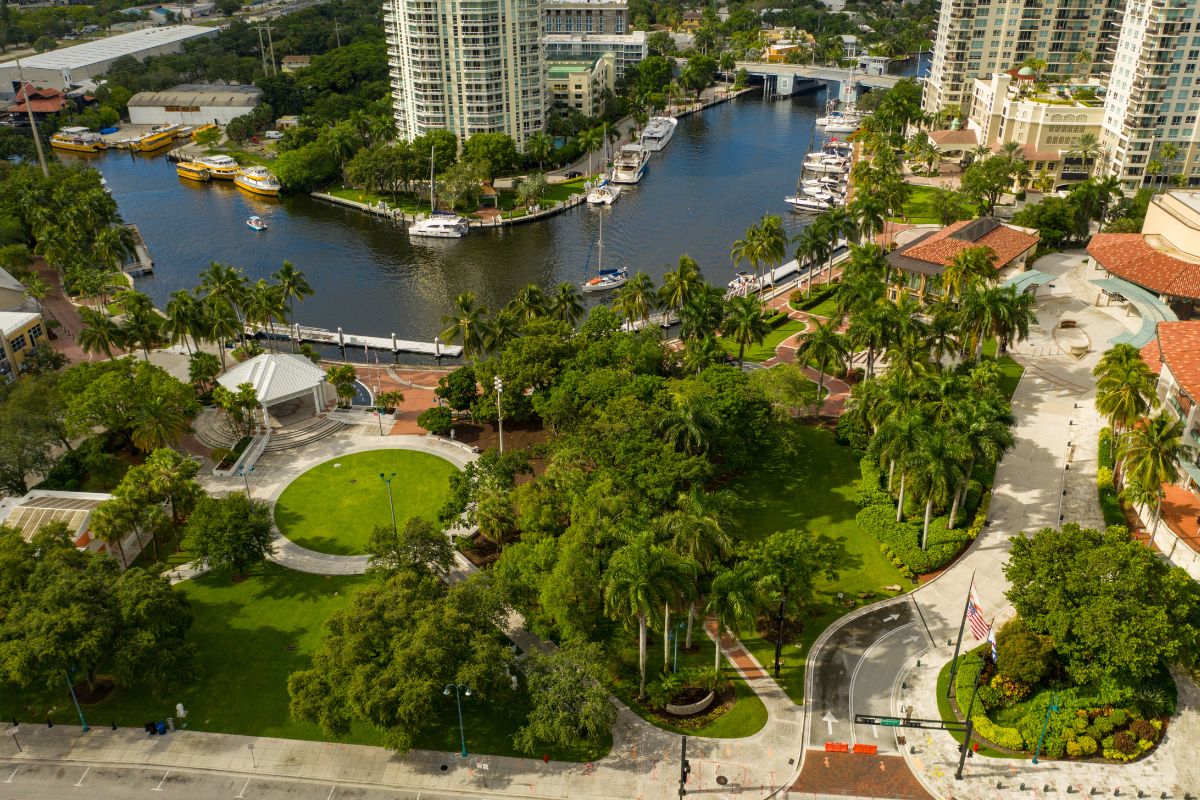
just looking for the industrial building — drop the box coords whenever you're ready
[127,84,262,126]
[0,26,217,97]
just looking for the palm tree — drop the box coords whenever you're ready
[908,427,970,548]
[198,262,248,330]
[794,319,848,417]
[524,132,554,170]
[1160,142,1180,188]
[847,303,889,378]
[1119,412,1190,529]
[482,306,521,356]
[202,298,242,370]
[577,127,603,175]
[131,394,192,453]
[242,279,281,350]
[614,272,656,328]
[440,291,488,359]
[721,295,768,368]
[602,533,696,698]
[941,245,996,301]
[1094,344,1159,463]
[658,488,733,648]
[90,498,135,569]
[814,208,857,285]
[272,260,313,348]
[678,285,726,342]
[659,255,704,313]
[90,225,134,274]
[511,284,548,323]
[681,335,725,373]
[548,282,584,325]
[1096,175,1123,232]
[658,393,718,454]
[793,223,830,297]
[120,300,163,361]
[848,194,887,245]
[20,274,50,315]
[1071,133,1103,177]
[1146,159,1164,191]
[950,402,1013,526]
[705,564,761,671]
[164,290,200,354]
[960,284,1037,360]
[78,307,124,359]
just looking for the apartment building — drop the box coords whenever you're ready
[543,31,647,80]
[544,0,627,35]
[1100,0,1200,192]
[923,0,1119,116]
[966,72,1106,188]
[546,52,615,117]
[385,0,546,146]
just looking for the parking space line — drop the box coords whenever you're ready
[153,771,169,791]
[4,767,17,783]
[325,786,336,800]
[235,778,250,798]
[74,766,90,786]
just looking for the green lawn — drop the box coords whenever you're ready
[327,186,432,215]
[274,450,459,555]
[0,564,607,761]
[892,184,942,225]
[542,176,589,203]
[725,422,908,703]
[718,318,809,362]
[981,339,1026,400]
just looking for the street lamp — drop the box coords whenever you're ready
[64,668,88,733]
[672,621,686,673]
[379,471,398,536]
[443,683,472,758]
[493,376,504,454]
[237,465,254,499]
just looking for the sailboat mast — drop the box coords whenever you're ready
[429,144,436,212]
[597,209,603,271]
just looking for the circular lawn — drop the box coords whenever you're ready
[273,450,458,555]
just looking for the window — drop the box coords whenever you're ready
[8,334,25,352]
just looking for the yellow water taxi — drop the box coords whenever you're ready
[234,166,282,197]
[175,161,212,181]
[50,126,107,153]
[197,154,240,179]
[131,126,178,153]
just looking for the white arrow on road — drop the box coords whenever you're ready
[883,614,899,623]
[822,711,838,735]
[903,636,919,644]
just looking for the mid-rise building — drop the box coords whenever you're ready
[543,31,646,80]
[965,72,1106,189]
[546,52,615,117]
[543,0,626,35]
[1100,0,1200,192]
[923,0,1120,116]
[385,0,545,146]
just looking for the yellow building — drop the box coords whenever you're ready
[546,53,616,118]
[0,311,46,383]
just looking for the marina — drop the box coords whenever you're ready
[243,323,463,358]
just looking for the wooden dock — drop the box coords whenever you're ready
[121,224,154,276]
[245,323,463,358]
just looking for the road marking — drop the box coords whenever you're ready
[4,767,17,783]
[848,623,914,746]
[153,771,169,791]
[821,711,838,735]
[903,636,919,644]
[325,786,336,800]
[74,767,90,787]
[882,614,899,623]
[235,778,250,798]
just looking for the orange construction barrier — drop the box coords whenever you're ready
[853,744,878,755]
[824,742,850,752]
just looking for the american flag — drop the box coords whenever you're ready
[987,624,998,663]
[966,589,991,641]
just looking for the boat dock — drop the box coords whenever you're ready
[245,323,463,358]
[121,224,154,276]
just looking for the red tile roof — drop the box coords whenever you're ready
[1088,234,1200,301]
[8,82,67,114]
[930,128,978,146]
[896,218,1039,270]
[1145,320,1200,401]
[988,142,1061,161]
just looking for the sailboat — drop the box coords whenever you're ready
[580,208,628,293]
[409,145,468,239]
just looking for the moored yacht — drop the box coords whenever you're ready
[234,166,282,197]
[586,179,621,205]
[610,144,649,184]
[197,154,240,179]
[409,214,469,238]
[785,195,832,212]
[640,116,678,152]
[50,126,107,153]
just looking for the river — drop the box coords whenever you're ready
[65,58,927,351]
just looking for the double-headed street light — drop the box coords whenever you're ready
[493,376,504,453]
[237,465,255,499]
[443,683,472,758]
[379,471,398,536]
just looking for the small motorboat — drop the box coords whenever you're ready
[785,195,832,212]
[586,180,621,205]
[247,215,268,231]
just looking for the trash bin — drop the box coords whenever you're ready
[156,721,167,735]
[145,722,156,735]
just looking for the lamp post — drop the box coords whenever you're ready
[434,335,442,368]
[493,376,504,453]
[1031,694,1060,764]
[237,465,254,499]
[443,683,472,758]
[379,471,398,536]
[672,621,686,673]
[64,669,88,733]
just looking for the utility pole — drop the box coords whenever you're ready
[678,736,690,798]
[265,24,277,76]
[14,58,49,178]
[334,18,341,48]
[254,25,278,76]
[256,26,269,76]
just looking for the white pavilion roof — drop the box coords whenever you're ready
[216,353,326,406]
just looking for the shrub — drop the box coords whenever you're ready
[417,406,453,435]
[836,414,870,451]
[1097,465,1114,491]
[1072,716,1088,733]
[954,648,1025,750]
[1077,735,1098,755]
[1094,715,1115,735]
[1065,740,1083,757]
[995,617,1056,685]
[857,504,969,574]
[1130,718,1158,742]
[1112,730,1136,755]
[967,493,991,540]
[855,458,893,508]
[1109,708,1128,727]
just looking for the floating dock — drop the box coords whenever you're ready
[121,224,154,276]
[245,323,463,358]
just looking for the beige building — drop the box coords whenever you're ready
[546,53,615,118]
[923,0,1120,116]
[544,0,627,35]
[965,72,1106,189]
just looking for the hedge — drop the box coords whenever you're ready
[855,457,893,508]
[954,649,1025,751]
[1097,428,1125,527]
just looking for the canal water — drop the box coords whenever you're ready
[68,58,927,347]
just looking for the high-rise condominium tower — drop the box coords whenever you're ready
[924,0,1121,115]
[385,0,545,146]
[1101,0,1200,191]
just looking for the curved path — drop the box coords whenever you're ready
[759,292,854,416]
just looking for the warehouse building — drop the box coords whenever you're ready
[0,26,217,97]
[127,84,262,126]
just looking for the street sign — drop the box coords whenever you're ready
[854,713,966,731]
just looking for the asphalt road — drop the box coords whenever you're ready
[0,761,470,800]
[806,596,936,754]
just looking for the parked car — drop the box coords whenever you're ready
[565,171,582,178]
[263,130,283,140]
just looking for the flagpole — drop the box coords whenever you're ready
[946,571,976,698]
[956,616,996,781]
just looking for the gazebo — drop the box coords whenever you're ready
[216,353,330,425]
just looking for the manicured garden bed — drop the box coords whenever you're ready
[274,449,459,555]
[717,318,809,362]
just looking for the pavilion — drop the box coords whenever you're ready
[216,353,331,426]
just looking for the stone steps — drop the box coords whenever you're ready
[263,417,346,452]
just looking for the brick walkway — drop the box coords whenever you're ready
[352,364,449,435]
[757,285,852,417]
[35,262,95,364]
[792,751,933,799]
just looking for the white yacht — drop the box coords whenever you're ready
[640,116,678,152]
[586,180,621,205]
[610,144,649,184]
[580,209,628,293]
[816,110,862,128]
[824,119,860,134]
[410,214,469,239]
[802,157,848,175]
[786,195,832,212]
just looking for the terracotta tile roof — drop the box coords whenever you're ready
[888,218,1039,274]
[1148,320,1200,400]
[989,142,1061,161]
[1088,234,1200,301]
[1140,340,1163,376]
[930,128,978,146]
